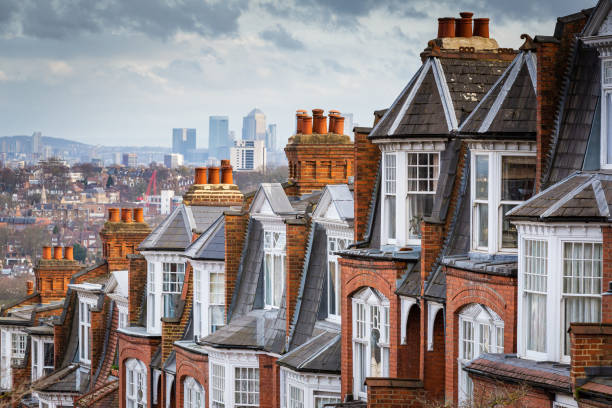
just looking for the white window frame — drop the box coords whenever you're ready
[280,367,341,408]
[326,235,352,321]
[457,304,504,406]
[117,302,128,329]
[406,151,440,241]
[383,152,397,245]
[147,260,161,334]
[601,59,612,169]
[289,385,304,408]
[78,298,93,365]
[192,261,226,341]
[183,376,205,408]
[162,262,186,318]
[211,363,225,408]
[517,223,604,363]
[470,149,536,254]
[31,336,54,381]
[1,328,27,389]
[126,358,147,408]
[207,350,260,407]
[263,229,286,309]
[351,287,390,400]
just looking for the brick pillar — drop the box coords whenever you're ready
[90,299,109,375]
[224,210,249,319]
[353,127,380,242]
[259,354,280,408]
[365,378,426,408]
[285,218,310,339]
[420,222,444,282]
[128,254,147,325]
[570,323,612,388]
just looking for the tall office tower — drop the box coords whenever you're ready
[172,128,196,161]
[241,108,266,141]
[342,113,354,139]
[208,116,230,159]
[31,132,42,154]
[266,124,277,152]
[230,140,267,171]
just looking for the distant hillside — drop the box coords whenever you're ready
[0,135,90,150]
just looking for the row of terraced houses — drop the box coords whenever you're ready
[2,2,612,408]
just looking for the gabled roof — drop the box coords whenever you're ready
[508,171,612,221]
[581,0,611,38]
[312,184,354,223]
[370,56,509,139]
[184,216,225,261]
[460,51,537,136]
[250,183,294,215]
[277,330,340,374]
[32,364,89,394]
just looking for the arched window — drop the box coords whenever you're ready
[457,304,504,405]
[126,358,147,408]
[351,287,390,400]
[184,376,205,408]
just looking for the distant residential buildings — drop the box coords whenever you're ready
[164,153,184,169]
[209,116,231,160]
[172,128,196,161]
[121,153,137,167]
[241,108,266,141]
[230,139,266,171]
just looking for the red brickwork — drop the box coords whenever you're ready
[420,223,444,283]
[470,376,553,408]
[224,210,248,318]
[174,346,209,408]
[259,354,280,408]
[285,218,310,339]
[353,128,380,242]
[365,378,426,408]
[161,264,193,363]
[423,309,445,400]
[570,323,612,386]
[444,266,517,405]
[403,305,421,379]
[90,297,110,378]
[94,305,120,389]
[339,256,407,399]
[33,259,80,303]
[128,254,147,325]
[118,332,161,408]
[99,215,151,272]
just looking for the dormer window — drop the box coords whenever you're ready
[162,262,185,318]
[264,230,285,308]
[406,152,439,240]
[383,153,397,243]
[79,299,92,364]
[470,150,535,253]
[602,60,612,168]
[327,236,352,320]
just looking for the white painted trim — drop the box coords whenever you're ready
[389,59,432,135]
[525,51,538,92]
[427,302,444,351]
[400,297,417,345]
[432,57,458,131]
[280,367,341,408]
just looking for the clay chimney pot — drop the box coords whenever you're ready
[208,167,220,184]
[42,246,52,260]
[473,18,489,38]
[333,116,345,135]
[53,246,63,260]
[312,108,324,117]
[26,280,34,295]
[64,246,74,261]
[194,167,207,185]
[221,160,233,184]
[121,208,132,223]
[313,113,328,134]
[437,17,456,38]
[134,208,144,223]
[109,208,120,223]
[302,116,313,135]
[456,11,473,38]
[296,110,307,134]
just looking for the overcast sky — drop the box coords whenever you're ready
[0,0,596,148]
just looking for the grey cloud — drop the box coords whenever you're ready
[322,58,355,74]
[259,24,305,50]
[4,0,247,40]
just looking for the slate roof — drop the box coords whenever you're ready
[278,330,341,374]
[370,56,509,139]
[545,40,600,186]
[139,204,226,251]
[507,171,612,221]
[256,183,294,214]
[460,51,537,137]
[313,185,354,222]
[396,262,421,297]
[427,138,462,223]
[184,216,225,261]
[199,309,282,350]
[465,354,571,393]
[32,364,89,394]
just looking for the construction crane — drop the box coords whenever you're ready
[143,169,157,214]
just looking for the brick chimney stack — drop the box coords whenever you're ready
[100,207,151,272]
[35,245,81,303]
[181,163,244,206]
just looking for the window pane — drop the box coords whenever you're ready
[501,156,536,201]
[386,196,396,239]
[500,204,518,248]
[407,194,433,239]
[264,254,272,306]
[273,255,283,307]
[608,93,612,164]
[475,155,488,200]
[525,293,547,352]
[564,297,601,355]
[477,203,488,247]
[328,261,337,316]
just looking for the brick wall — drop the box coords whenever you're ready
[99,218,151,272]
[365,378,426,408]
[353,128,380,242]
[90,297,110,379]
[34,259,81,303]
[118,332,161,408]
[285,218,310,339]
[224,210,248,319]
[174,346,209,408]
[259,354,280,408]
[339,256,407,399]
[444,266,517,405]
[128,254,147,325]
[423,309,445,400]
[161,264,193,363]
[471,375,553,408]
[570,323,612,386]
[420,223,444,283]
[403,305,421,379]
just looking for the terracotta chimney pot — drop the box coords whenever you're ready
[208,167,220,184]
[64,246,74,261]
[53,246,63,260]
[296,110,307,134]
[313,110,327,134]
[194,167,207,185]
[438,17,456,38]
[333,116,345,135]
[221,160,233,184]
[302,116,313,135]
[133,208,144,223]
[456,12,473,38]
[121,208,132,223]
[109,208,120,222]
[26,280,34,295]
[42,246,52,260]
[473,18,489,38]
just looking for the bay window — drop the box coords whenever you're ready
[126,358,147,408]
[458,304,504,405]
[79,300,92,364]
[406,152,439,240]
[383,153,397,242]
[11,332,26,365]
[471,150,535,253]
[193,264,225,340]
[210,271,225,333]
[234,367,260,406]
[31,337,54,381]
[211,364,225,408]
[289,385,304,408]
[352,287,390,400]
[327,236,352,319]
[523,240,547,355]
[1,329,26,389]
[209,353,259,408]
[264,230,286,308]
[147,261,160,333]
[184,376,205,408]
[194,268,203,338]
[163,262,185,318]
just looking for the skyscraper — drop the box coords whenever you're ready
[172,128,196,161]
[266,124,277,152]
[31,132,42,154]
[241,109,266,141]
[209,116,230,159]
